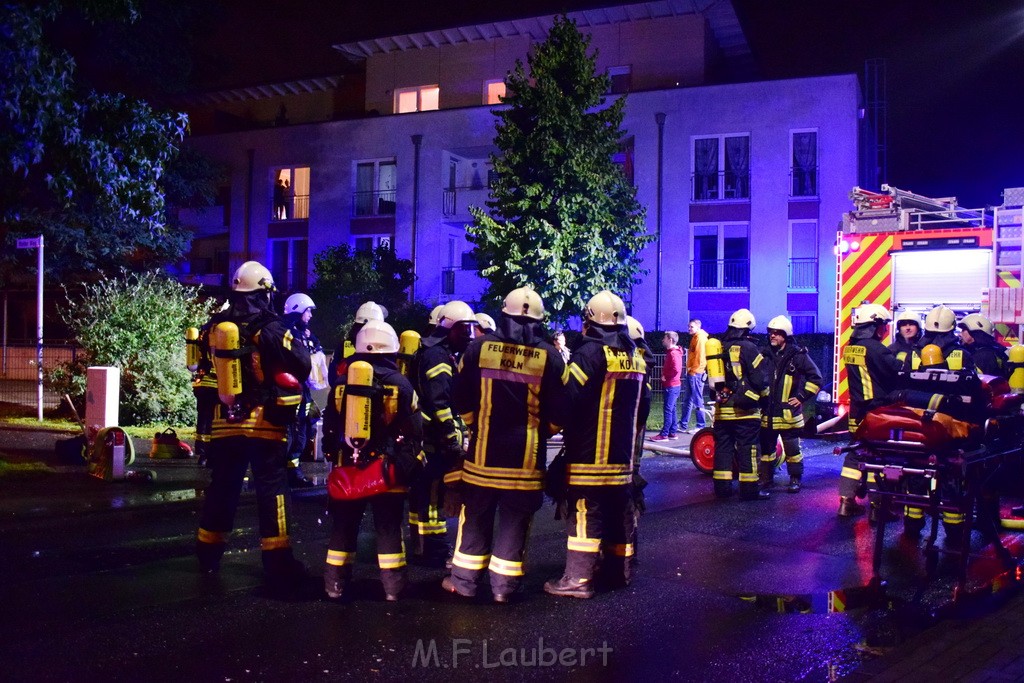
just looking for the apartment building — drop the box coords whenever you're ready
[179,0,862,333]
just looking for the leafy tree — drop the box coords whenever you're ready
[0,1,190,286]
[47,270,212,426]
[309,244,428,345]
[468,16,652,325]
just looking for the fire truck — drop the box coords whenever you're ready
[827,184,1024,427]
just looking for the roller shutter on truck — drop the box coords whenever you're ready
[891,248,992,310]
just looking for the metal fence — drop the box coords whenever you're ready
[0,344,78,411]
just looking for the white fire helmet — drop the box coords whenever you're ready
[502,286,545,321]
[355,320,400,354]
[585,291,626,326]
[354,301,386,324]
[438,300,477,329]
[283,293,315,315]
[231,261,275,293]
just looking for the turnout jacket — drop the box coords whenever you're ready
[453,316,568,491]
[563,325,649,487]
[965,331,1008,378]
[415,331,465,455]
[888,335,918,365]
[715,328,768,421]
[759,342,822,430]
[321,354,422,473]
[207,294,311,441]
[843,326,900,422]
[903,331,972,373]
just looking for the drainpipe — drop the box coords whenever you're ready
[244,148,255,262]
[411,134,423,301]
[655,113,666,331]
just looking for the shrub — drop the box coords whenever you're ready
[47,270,212,425]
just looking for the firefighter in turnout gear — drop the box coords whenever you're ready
[188,308,225,469]
[442,287,568,602]
[282,293,321,488]
[410,300,478,565]
[328,301,387,387]
[758,316,822,494]
[959,313,1008,378]
[195,261,312,590]
[904,304,973,373]
[321,320,423,601]
[837,303,901,517]
[889,310,922,365]
[544,291,649,599]
[709,309,770,501]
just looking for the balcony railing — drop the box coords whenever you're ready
[787,257,818,290]
[790,167,818,197]
[691,171,750,202]
[271,194,310,221]
[690,259,749,289]
[353,189,397,217]
[442,186,491,218]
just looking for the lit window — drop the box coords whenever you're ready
[395,85,440,114]
[484,80,506,105]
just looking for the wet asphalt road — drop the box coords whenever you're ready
[0,433,1020,682]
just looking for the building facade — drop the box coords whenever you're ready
[179,0,862,334]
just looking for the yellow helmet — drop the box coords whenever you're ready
[475,313,496,332]
[231,261,275,292]
[502,286,545,320]
[626,315,645,341]
[924,304,956,333]
[355,320,400,354]
[766,315,793,337]
[852,303,891,326]
[728,308,756,330]
[585,291,627,326]
[428,304,444,326]
[959,313,994,336]
[438,300,476,329]
[920,343,944,368]
[354,301,386,324]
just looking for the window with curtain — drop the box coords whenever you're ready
[792,131,818,196]
[692,135,749,201]
[693,138,719,201]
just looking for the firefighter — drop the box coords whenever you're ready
[904,304,972,372]
[321,320,423,601]
[327,301,387,386]
[189,311,222,469]
[474,312,496,333]
[442,287,567,603]
[758,315,822,494]
[282,292,321,488]
[837,303,900,516]
[409,299,478,566]
[626,315,652,568]
[195,261,311,591]
[709,309,770,501]
[959,313,1008,378]
[889,310,922,365]
[544,291,648,599]
[426,304,444,334]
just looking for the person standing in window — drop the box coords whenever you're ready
[273,178,285,220]
[283,179,293,220]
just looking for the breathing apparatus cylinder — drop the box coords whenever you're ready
[706,337,725,390]
[185,327,200,371]
[210,322,243,406]
[397,330,421,378]
[1008,344,1024,394]
[344,360,374,453]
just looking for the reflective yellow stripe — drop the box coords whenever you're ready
[804,382,820,395]
[840,466,862,481]
[261,535,290,551]
[275,395,301,406]
[858,366,873,401]
[327,549,355,566]
[488,556,524,576]
[595,374,616,465]
[378,551,406,569]
[283,330,293,351]
[425,364,452,379]
[436,407,453,422]
[738,472,759,482]
[475,377,493,466]
[782,374,793,402]
[276,494,286,537]
[567,536,601,553]
[197,528,227,544]
[943,512,965,524]
[524,381,541,470]
[608,543,634,557]
[575,498,587,539]
[561,364,570,384]
[713,470,733,481]
[461,471,544,490]
[565,473,631,486]
[752,354,763,368]
[568,363,588,385]
[927,394,943,412]
[453,551,490,570]
[904,507,924,519]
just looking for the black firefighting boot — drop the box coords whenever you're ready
[786,461,804,493]
[838,497,866,517]
[787,477,802,493]
[324,563,352,600]
[868,503,897,526]
[196,540,225,573]
[287,465,316,489]
[381,569,408,602]
[543,575,595,599]
[740,482,770,501]
[758,462,775,491]
[713,480,734,499]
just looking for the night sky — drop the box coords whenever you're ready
[180,0,1024,207]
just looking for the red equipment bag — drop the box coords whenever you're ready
[856,404,977,448]
[327,457,398,501]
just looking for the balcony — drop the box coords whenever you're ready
[442,185,491,220]
[353,189,397,217]
[271,194,309,221]
[790,167,818,198]
[691,171,750,202]
[787,258,818,290]
[690,259,749,289]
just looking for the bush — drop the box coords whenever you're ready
[47,271,212,426]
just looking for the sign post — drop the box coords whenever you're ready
[16,236,43,421]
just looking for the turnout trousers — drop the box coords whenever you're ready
[325,492,407,596]
[449,483,543,596]
[712,418,760,498]
[759,428,803,480]
[562,485,636,585]
[196,435,296,575]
